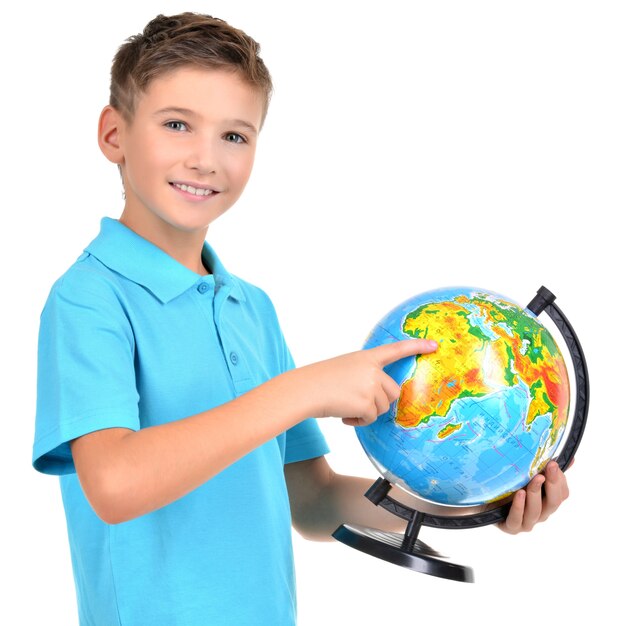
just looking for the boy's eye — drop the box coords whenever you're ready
[224,132,246,144]
[164,120,188,132]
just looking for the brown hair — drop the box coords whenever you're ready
[110,12,273,123]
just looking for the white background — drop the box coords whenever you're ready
[3,1,624,624]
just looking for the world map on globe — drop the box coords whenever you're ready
[357,287,570,506]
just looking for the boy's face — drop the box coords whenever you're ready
[103,67,264,240]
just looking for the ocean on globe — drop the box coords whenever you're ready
[357,287,570,507]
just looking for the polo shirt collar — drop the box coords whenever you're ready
[85,218,245,304]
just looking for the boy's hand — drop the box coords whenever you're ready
[498,461,570,534]
[303,339,438,427]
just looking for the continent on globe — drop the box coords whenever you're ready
[357,287,570,506]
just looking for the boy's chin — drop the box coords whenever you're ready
[153,211,219,234]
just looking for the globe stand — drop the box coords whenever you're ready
[333,478,475,582]
[333,286,590,583]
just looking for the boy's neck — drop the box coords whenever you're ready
[119,211,210,276]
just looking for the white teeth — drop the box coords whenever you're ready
[174,183,213,196]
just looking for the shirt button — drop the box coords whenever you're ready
[197,283,209,294]
[229,351,239,365]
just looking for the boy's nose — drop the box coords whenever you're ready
[185,138,218,175]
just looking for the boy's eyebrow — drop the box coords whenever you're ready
[154,107,258,134]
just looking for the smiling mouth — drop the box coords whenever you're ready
[170,182,216,197]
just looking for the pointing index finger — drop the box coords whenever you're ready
[371,338,439,366]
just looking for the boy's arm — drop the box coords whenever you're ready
[284,456,570,540]
[71,339,437,524]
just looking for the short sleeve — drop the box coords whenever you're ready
[276,330,330,464]
[33,268,140,475]
[284,419,330,464]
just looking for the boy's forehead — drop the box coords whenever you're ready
[136,66,264,125]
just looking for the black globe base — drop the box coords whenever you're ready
[333,523,474,583]
[333,478,475,582]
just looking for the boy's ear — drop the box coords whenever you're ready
[98,105,125,165]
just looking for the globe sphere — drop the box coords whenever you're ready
[357,287,570,506]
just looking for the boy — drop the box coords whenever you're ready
[33,12,569,625]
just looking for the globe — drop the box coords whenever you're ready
[356,286,571,507]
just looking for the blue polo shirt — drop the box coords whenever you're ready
[33,217,329,626]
